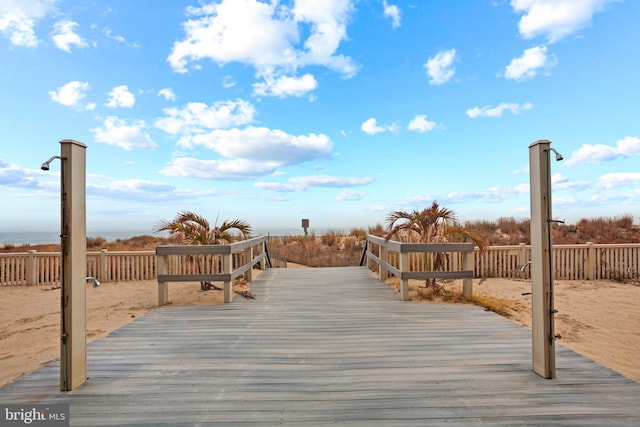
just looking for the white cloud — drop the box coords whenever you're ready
[597,172,640,190]
[407,115,437,132]
[447,184,529,203]
[361,117,398,135]
[158,88,176,101]
[255,175,373,192]
[253,181,300,192]
[48,80,90,107]
[291,175,373,188]
[105,85,135,108]
[91,116,157,151]
[504,45,556,81]
[383,1,401,29]
[552,173,590,191]
[88,178,176,201]
[0,160,38,188]
[160,157,280,180]
[154,99,256,135]
[52,20,87,52]
[222,75,236,88]
[424,49,456,85]
[167,0,357,96]
[337,190,367,201]
[466,102,533,118]
[103,28,125,43]
[361,118,385,135]
[177,126,333,166]
[565,136,640,167]
[511,0,618,43]
[0,0,57,47]
[253,73,318,98]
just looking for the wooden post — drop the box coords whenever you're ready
[529,140,556,379]
[399,252,409,301]
[259,241,266,270]
[27,250,37,286]
[223,253,233,303]
[157,255,168,306]
[244,246,253,282]
[99,249,108,283]
[462,249,473,298]
[379,246,388,280]
[59,139,87,391]
[585,242,595,280]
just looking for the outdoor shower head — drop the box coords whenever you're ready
[86,276,101,287]
[520,261,532,272]
[547,148,564,161]
[41,156,64,171]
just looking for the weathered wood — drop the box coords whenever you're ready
[1,266,639,426]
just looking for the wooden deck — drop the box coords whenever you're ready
[2,266,640,426]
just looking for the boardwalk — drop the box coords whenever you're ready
[2,266,640,426]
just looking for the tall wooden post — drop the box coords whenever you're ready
[462,249,473,299]
[223,252,233,303]
[60,139,87,391]
[528,140,556,379]
[399,251,409,301]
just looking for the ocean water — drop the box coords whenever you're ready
[0,228,330,245]
[0,230,155,245]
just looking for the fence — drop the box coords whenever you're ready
[2,242,639,287]
[364,235,474,300]
[476,243,640,281]
[156,236,268,304]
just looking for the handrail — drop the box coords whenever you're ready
[364,235,475,301]
[155,236,268,305]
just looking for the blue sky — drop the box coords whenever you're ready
[1,0,639,236]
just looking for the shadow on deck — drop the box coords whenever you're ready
[1,266,639,426]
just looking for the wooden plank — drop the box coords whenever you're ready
[1,266,639,426]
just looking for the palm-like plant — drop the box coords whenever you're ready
[154,211,252,290]
[154,211,252,244]
[384,201,486,286]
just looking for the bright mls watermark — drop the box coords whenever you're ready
[1,404,69,426]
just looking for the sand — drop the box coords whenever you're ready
[395,277,640,383]
[1,271,638,387]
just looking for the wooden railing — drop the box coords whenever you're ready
[475,243,640,281]
[155,236,268,304]
[0,249,156,287]
[2,241,639,287]
[364,235,475,300]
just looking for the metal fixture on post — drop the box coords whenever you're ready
[302,219,309,237]
[528,139,563,379]
[86,276,101,287]
[41,154,69,390]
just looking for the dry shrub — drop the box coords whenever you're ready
[266,232,363,267]
[468,294,513,318]
[384,277,514,319]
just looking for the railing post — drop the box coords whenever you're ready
[157,254,168,306]
[245,246,253,282]
[99,249,108,283]
[585,242,595,280]
[399,251,409,301]
[462,248,474,298]
[379,245,388,280]
[518,243,527,272]
[27,250,37,286]
[259,240,266,270]
[223,252,233,303]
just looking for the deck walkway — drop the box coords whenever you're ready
[1,266,640,426]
